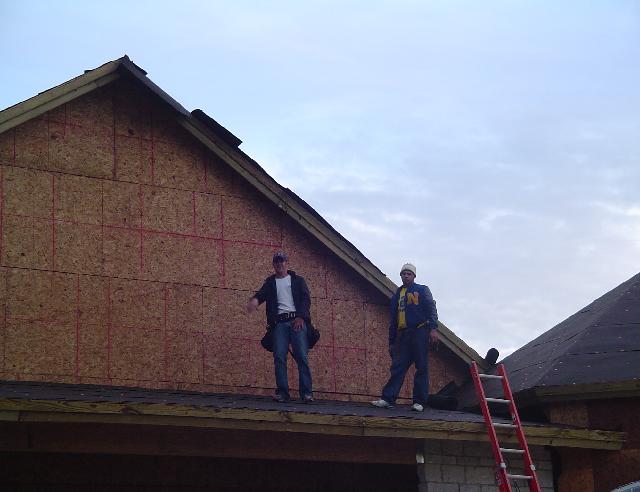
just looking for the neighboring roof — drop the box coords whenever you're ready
[0,381,623,450]
[458,272,640,408]
[0,55,485,367]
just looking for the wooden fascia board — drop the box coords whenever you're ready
[0,61,122,134]
[0,398,624,450]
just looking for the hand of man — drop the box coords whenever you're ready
[292,317,304,331]
[246,297,259,314]
[429,330,439,344]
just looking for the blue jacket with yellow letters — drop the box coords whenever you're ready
[388,282,438,345]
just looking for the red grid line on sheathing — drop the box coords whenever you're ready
[362,301,368,392]
[192,191,197,235]
[51,175,56,271]
[150,111,156,185]
[163,283,168,382]
[138,184,144,269]
[330,299,337,392]
[111,89,117,179]
[0,165,4,262]
[219,197,226,288]
[201,287,205,384]
[106,277,112,379]
[75,275,80,383]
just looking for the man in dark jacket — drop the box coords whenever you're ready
[247,252,313,403]
[371,263,438,412]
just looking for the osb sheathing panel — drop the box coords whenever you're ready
[2,215,52,270]
[142,185,195,235]
[55,222,103,275]
[0,79,462,399]
[4,269,76,376]
[222,196,282,245]
[0,129,13,165]
[114,134,153,184]
[142,232,220,285]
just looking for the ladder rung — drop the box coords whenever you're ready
[486,397,511,404]
[507,474,533,480]
[478,373,503,380]
[493,422,517,429]
[500,447,525,454]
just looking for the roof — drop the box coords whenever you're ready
[0,55,485,367]
[0,381,623,450]
[458,272,640,407]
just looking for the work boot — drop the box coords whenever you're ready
[411,403,424,412]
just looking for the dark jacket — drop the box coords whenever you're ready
[389,282,438,345]
[253,270,311,329]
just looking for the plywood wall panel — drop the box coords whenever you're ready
[2,215,52,270]
[195,192,222,238]
[62,86,114,129]
[325,257,365,302]
[103,180,141,227]
[142,232,219,286]
[154,139,206,191]
[109,325,163,381]
[222,196,282,245]
[308,345,335,393]
[114,135,153,184]
[48,122,113,178]
[2,165,52,218]
[289,252,327,299]
[142,185,194,235]
[110,278,164,329]
[113,81,153,140]
[166,328,203,383]
[203,287,264,340]
[202,155,235,196]
[4,320,75,375]
[166,284,203,332]
[54,222,103,275]
[103,228,141,279]
[13,118,48,169]
[203,334,251,387]
[223,242,277,291]
[0,129,13,165]
[78,322,108,378]
[333,300,366,349]
[312,297,333,345]
[334,347,367,395]
[54,173,102,224]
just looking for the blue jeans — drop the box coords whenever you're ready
[273,320,313,399]
[381,327,429,405]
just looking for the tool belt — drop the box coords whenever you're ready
[277,312,298,322]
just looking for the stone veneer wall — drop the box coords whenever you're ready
[417,439,554,492]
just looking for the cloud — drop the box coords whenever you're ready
[476,209,520,232]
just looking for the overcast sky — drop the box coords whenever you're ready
[2,1,639,358]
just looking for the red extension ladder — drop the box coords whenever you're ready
[470,362,541,492]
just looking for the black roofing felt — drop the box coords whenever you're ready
[458,272,640,407]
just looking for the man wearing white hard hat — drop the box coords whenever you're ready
[371,263,438,412]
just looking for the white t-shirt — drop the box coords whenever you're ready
[275,275,296,314]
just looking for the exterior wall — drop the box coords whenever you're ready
[0,79,469,400]
[417,439,554,492]
[548,398,640,492]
